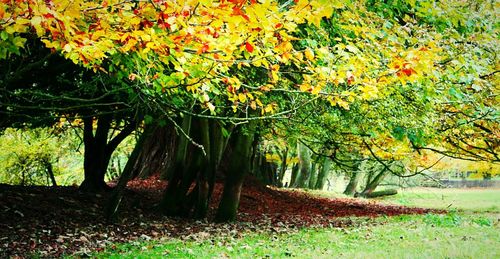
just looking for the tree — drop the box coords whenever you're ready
[0,38,140,191]
[2,0,498,220]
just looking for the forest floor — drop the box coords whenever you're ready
[0,176,437,257]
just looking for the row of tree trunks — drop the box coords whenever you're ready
[95,113,395,221]
[280,143,332,190]
[149,115,252,221]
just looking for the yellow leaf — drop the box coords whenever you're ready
[294,51,303,61]
[299,83,310,92]
[264,104,274,113]
[271,71,279,82]
[121,32,130,42]
[250,101,257,110]
[92,30,105,41]
[311,86,321,95]
[130,17,141,26]
[305,48,315,61]
[63,43,72,53]
[30,16,44,36]
[238,93,247,103]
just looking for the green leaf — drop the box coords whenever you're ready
[144,115,154,125]
[392,126,405,141]
[0,31,8,41]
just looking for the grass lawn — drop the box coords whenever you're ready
[376,187,500,213]
[92,188,500,258]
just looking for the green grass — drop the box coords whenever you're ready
[376,188,500,213]
[91,188,500,258]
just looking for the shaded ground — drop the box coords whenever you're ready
[0,176,439,257]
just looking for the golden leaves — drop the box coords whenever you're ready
[304,48,315,61]
[2,0,353,114]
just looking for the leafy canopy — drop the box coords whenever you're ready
[1,0,440,116]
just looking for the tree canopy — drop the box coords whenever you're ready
[0,0,498,221]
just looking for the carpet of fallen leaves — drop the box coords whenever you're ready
[0,176,440,257]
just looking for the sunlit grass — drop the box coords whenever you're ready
[376,188,500,213]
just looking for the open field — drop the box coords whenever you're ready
[377,188,500,213]
[92,188,500,258]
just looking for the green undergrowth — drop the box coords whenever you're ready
[90,213,499,258]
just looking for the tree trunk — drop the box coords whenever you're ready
[359,189,398,198]
[133,123,176,179]
[308,158,319,189]
[158,116,227,219]
[314,158,331,190]
[159,141,201,216]
[193,118,211,219]
[105,127,150,221]
[343,168,362,196]
[288,163,299,188]
[207,120,228,201]
[277,147,288,187]
[80,116,136,192]
[360,169,389,196]
[80,116,113,192]
[161,116,200,217]
[43,159,57,187]
[293,142,311,188]
[215,123,256,222]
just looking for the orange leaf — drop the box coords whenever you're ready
[198,43,209,54]
[245,42,254,53]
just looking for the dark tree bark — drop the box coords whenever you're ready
[215,123,256,222]
[42,159,57,187]
[159,117,229,219]
[206,119,228,201]
[193,118,212,219]
[288,163,299,188]
[105,126,150,221]
[79,116,135,192]
[132,123,177,179]
[159,121,199,217]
